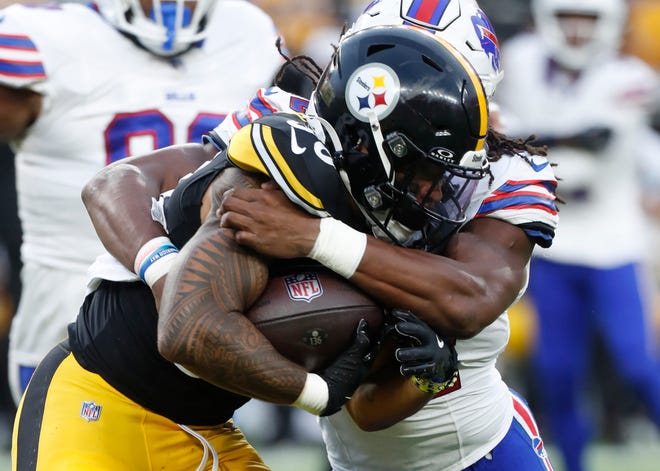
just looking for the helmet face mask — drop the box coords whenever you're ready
[97,0,217,57]
[532,0,627,70]
[372,154,483,250]
[312,25,489,252]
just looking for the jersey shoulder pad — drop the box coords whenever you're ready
[208,87,309,149]
[227,112,351,219]
[0,4,113,89]
[227,112,316,176]
[473,153,559,247]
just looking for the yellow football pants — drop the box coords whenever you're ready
[12,342,270,470]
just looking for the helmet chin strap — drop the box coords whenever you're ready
[371,218,418,247]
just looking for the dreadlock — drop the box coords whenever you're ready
[272,36,325,90]
[486,127,547,162]
[272,22,350,91]
[486,127,562,204]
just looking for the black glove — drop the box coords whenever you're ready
[566,126,613,152]
[388,309,457,384]
[318,318,373,416]
[533,126,613,153]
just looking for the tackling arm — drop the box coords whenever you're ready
[219,185,533,338]
[81,143,216,272]
[346,340,434,431]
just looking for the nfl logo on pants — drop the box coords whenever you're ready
[80,400,102,422]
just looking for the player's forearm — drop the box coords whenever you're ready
[82,162,167,270]
[219,187,528,338]
[82,143,214,270]
[312,218,530,338]
[347,373,431,431]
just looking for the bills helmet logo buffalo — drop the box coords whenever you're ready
[471,9,501,75]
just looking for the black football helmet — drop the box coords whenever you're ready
[311,25,490,252]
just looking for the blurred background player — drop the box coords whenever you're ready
[496,0,660,470]
[0,0,282,415]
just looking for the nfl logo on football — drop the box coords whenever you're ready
[284,273,323,303]
[80,400,102,422]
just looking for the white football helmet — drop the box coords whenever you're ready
[349,0,503,98]
[97,0,217,57]
[532,0,627,70]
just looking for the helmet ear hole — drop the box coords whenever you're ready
[421,55,444,73]
[367,44,395,56]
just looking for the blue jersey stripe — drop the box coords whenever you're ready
[478,194,557,215]
[232,111,251,128]
[0,34,37,51]
[497,181,557,193]
[0,59,45,77]
[249,97,274,117]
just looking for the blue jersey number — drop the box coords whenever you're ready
[104,110,226,164]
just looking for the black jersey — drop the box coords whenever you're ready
[69,281,250,425]
[67,112,365,426]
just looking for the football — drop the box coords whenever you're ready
[246,269,384,372]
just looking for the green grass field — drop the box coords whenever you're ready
[5,441,659,471]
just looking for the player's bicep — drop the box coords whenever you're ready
[158,167,269,358]
[447,217,533,309]
[157,216,269,364]
[121,142,216,194]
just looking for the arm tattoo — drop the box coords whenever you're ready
[159,169,306,404]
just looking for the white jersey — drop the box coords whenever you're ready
[207,87,559,470]
[496,32,659,268]
[2,1,282,402]
[320,154,557,471]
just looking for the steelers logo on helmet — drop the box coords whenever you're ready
[344,63,400,123]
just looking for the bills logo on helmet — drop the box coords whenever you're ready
[284,273,324,303]
[471,9,501,74]
[401,0,456,29]
[80,400,102,422]
[345,63,400,122]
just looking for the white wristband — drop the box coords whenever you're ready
[134,236,179,288]
[292,373,329,415]
[307,217,367,279]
